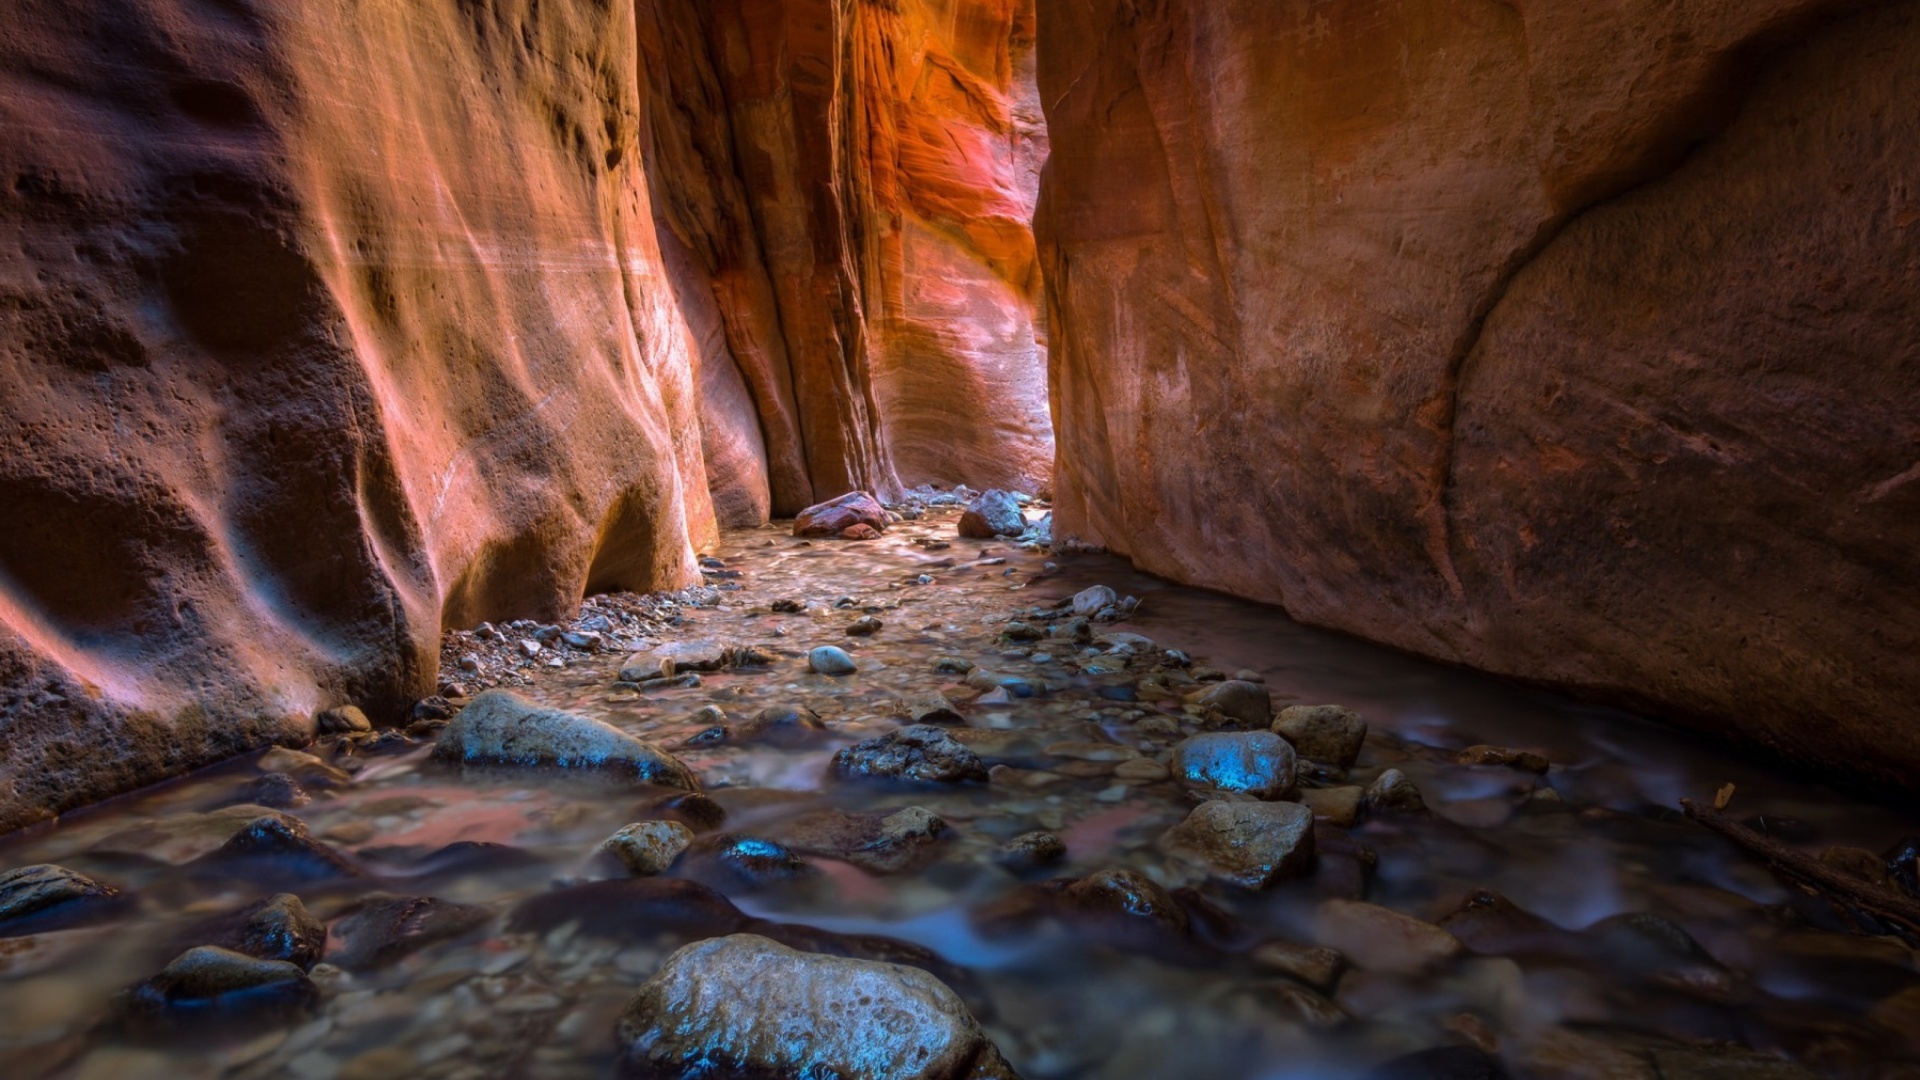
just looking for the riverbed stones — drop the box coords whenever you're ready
[116,946,317,1022]
[902,691,964,725]
[1273,705,1368,768]
[234,893,327,969]
[430,690,697,790]
[0,864,120,936]
[327,895,492,971]
[316,705,373,735]
[1365,768,1429,815]
[1251,940,1345,991]
[617,934,1019,1079]
[1455,745,1551,773]
[1315,900,1462,974]
[1071,585,1117,618]
[958,489,1026,538]
[1194,680,1273,728]
[1161,800,1316,890]
[1171,731,1298,800]
[1300,785,1366,826]
[994,831,1067,872]
[620,639,733,679]
[731,706,828,747]
[604,821,695,876]
[779,807,950,874]
[847,615,884,637]
[832,726,989,785]
[1060,869,1190,939]
[809,646,858,676]
[793,492,889,538]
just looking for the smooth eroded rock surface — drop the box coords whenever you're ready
[1036,0,1920,792]
[431,690,697,790]
[617,933,1020,1079]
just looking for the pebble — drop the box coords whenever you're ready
[958,489,1027,539]
[846,616,884,637]
[903,691,965,724]
[1314,900,1462,974]
[431,690,697,790]
[317,705,373,734]
[1273,705,1369,768]
[618,934,1018,1079]
[808,646,859,676]
[603,821,695,876]
[1160,800,1316,890]
[1071,585,1118,618]
[832,726,990,785]
[1365,768,1428,814]
[1193,680,1273,728]
[994,831,1067,872]
[1171,731,1298,800]
[1299,785,1365,826]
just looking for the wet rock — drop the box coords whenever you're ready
[430,690,697,790]
[731,706,828,747]
[327,895,491,971]
[841,522,882,541]
[1001,620,1044,642]
[621,639,734,678]
[1885,835,1920,897]
[779,807,951,874]
[1050,617,1093,643]
[317,705,373,735]
[958,489,1027,539]
[1315,900,1462,974]
[1455,745,1551,773]
[1059,869,1190,941]
[509,877,749,942]
[993,831,1067,873]
[1365,768,1429,815]
[617,933,1018,1080]
[1071,585,1118,618]
[771,598,806,614]
[233,893,327,969]
[1271,981,1350,1029]
[794,492,889,538]
[1170,731,1297,800]
[1587,912,1734,1000]
[1194,680,1272,728]
[1438,890,1570,958]
[1368,1046,1510,1080]
[1160,800,1316,890]
[203,814,362,882]
[964,669,1034,697]
[1250,939,1345,991]
[1273,705,1368,768]
[0,864,121,937]
[809,646,859,676]
[1114,758,1172,782]
[701,835,813,889]
[115,946,316,1024]
[902,691,964,725]
[411,696,457,723]
[649,791,728,832]
[234,772,310,810]
[832,726,990,785]
[846,615,884,636]
[1299,785,1365,826]
[933,656,975,675]
[603,821,695,876]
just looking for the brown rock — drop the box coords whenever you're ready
[1273,706,1368,768]
[1314,900,1462,974]
[793,492,888,538]
[1160,800,1316,891]
[1036,0,1920,794]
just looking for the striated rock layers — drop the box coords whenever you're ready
[1037,0,1920,791]
[0,0,1052,831]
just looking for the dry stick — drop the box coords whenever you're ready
[1679,798,1920,941]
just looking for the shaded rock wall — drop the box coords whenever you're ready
[1037,0,1920,790]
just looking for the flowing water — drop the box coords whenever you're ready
[1,508,1917,1080]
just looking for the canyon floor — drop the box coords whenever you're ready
[0,501,1917,1079]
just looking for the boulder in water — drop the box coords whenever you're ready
[832,726,989,785]
[958,489,1026,538]
[793,492,889,538]
[1160,800,1316,890]
[431,690,697,790]
[1171,732,1298,800]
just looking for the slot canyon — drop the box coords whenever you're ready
[0,0,1916,1077]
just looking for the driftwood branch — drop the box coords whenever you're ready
[1679,798,1920,942]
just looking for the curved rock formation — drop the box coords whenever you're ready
[1036,0,1920,791]
[0,0,721,832]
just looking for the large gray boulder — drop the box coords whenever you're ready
[432,690,697,790]
[618,934,1020,1079]
[958,490,1026,538]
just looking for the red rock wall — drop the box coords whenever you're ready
[0,0,721,831]
[1037,0,1920,789]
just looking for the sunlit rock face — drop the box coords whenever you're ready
[1036,0,1920,788]
[0,0,719,831]
[641,0,1054,504]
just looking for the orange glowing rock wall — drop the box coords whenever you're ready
[1037,0,1920,790]
[0,0,1052,830]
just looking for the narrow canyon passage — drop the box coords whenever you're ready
[1,505,1916,1078]
[1,0,1919,1076]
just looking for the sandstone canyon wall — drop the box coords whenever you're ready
[1037,0,1920,793]
[0,0,1052,831]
